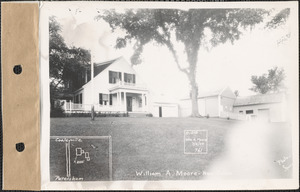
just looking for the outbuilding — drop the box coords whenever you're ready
[179,87,236,117]
[233,92,287,122]
[151,102,179,117]
[149,94,179,117]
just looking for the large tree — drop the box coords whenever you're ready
[98,8,285,117]
[250,66,285,94]
[49,16,91,105]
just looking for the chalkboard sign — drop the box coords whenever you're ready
[50,136,112,181]
[184,130,208,154]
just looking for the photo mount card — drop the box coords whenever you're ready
[1,1,299,191]
[1,2,40,190]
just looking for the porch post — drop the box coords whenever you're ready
[70,101,72,113]
[145,93,148,112]
[118,92,121,111]
[142,94,145,112]
[63,101,67,111]
[124,92,127,112]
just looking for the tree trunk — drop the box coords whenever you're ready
[190,79,200,117]
[164,39,201,117]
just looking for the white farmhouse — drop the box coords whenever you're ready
[65,57,149,114]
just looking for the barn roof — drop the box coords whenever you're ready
[197,88,224,98]
[180,87,232,100]
[233,92,284,106]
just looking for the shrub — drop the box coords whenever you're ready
[50,105,65,117]
[146,113,153,117]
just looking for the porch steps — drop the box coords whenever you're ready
[128,112,148,117]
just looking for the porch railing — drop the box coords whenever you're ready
[63,102,125,112]
[109,81,147,91]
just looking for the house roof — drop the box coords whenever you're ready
[233,92,284,107]
[94,57,120,77]
[73,57,122,94]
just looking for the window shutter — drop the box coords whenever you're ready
[99,93,103,105]
[119,72,122,81]
[79,94,82,104]
[133,74,136,84]
[109,71,112,83]
[124,73,127,82]
[109,94,113,105]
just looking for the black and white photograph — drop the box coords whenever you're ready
[40,1,298,190]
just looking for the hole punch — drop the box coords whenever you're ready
[13,65,22,74]
[16,142,25,152]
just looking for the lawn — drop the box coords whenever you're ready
[50,117,292,181]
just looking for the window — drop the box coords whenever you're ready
[246,110,253,114]
[99,93,112,105]
[109,71,122,84]
[99,93,108,105]
[124,73,136,84]
[239,111,243,114]
[74,95,77,103]
[74,93,82,104]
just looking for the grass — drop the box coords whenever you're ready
[50,117,292,181]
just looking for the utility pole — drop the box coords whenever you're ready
[91,49,95,120]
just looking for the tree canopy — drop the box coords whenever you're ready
[250,67,285,94]
[49,16,91,103]
[98,8,273,116]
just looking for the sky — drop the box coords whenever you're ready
[50,5,296,100]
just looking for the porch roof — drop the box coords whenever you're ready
[109,85,148,94]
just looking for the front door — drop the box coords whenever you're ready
[258,109,270,122]
[159,106,162,117]
[126,96,132,112]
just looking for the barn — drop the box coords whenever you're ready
[179,87,236,117]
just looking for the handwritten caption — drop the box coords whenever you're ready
[184,130,208,154]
